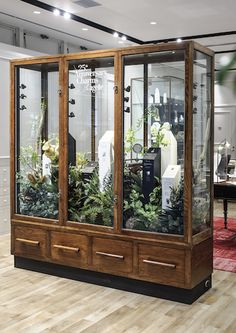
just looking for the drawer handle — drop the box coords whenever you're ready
[96,251,124,260]
[16,238,40,246]
[53,244,80,252]
[143,259,176,269]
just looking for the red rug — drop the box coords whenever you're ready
[213,217,236,273]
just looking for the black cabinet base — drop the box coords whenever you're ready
[14,256,211,304]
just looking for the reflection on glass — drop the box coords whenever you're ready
[16,63,59,219]
[123,51,185,234]
[192,51,212,234]
[68,58,114,226]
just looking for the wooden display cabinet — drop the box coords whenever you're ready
[10,41,214,303]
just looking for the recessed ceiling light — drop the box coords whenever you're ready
[33,11,41,15]
[121,35,127,41]
[177,38,182,43]
[53,9,60,16]
[64,12,71,20]
[113,32,119,38]
[82,28,88,31]
[220,55,231,66]
[150,21,157,25]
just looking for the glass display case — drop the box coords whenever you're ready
[14,61,60,219]
[123,51,185,234]
[11,42,214,304]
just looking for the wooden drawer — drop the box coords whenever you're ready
[138,244,185,286]
[92,237,133,275]
[13,226,47,259]
[51,232,88,267]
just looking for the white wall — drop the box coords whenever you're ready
[214,72,236,159]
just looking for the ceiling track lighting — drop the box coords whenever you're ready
[64,12,71,20]
[20,94,27,99]
[53,9,60,16]
[19,105,27,111]
[19,84,26,89]
[124,107,130,113]
[124,96,129,103]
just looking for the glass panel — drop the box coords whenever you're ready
[123,51,185,234]
[68,57,114,226]
[192,51,212,234]
[15,62,59,219]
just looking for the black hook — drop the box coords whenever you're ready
[124,107,130,113]
[69,83,75,89]
[69,99,75,105]
[68,111,75,118]
[124,85,130,92]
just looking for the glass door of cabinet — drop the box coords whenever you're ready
[67,57,115,227]
[122,50,185,235]
[15,61,60,219]
[192,51,213,234]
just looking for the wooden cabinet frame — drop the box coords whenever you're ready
[10,42,214,304]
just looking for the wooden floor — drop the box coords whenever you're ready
[0,234,236,333]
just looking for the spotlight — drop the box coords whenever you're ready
[20,94,27,99]
[177,38,182,43]
[19,84,26,89]
[69,99,75,105]
[53,9,60,16]
[121,35,127,41]
[124,97,129,103]
[64,12,71,20]
[113,32,119,38]
[124,85,130,92]
[19,105,27,111]
[124,107,130,113]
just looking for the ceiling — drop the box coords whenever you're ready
[0,0,235,66]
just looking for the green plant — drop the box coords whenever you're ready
[150,122,169,148]
[42,139,59,164]
[124,128,137,153]
[79,171,114,226]
[68,165,85,221]
[217,52,236,93]
[124,178,162,231]
[17,173,59,218]
[158,177,184,234]
[124,105,169,152]
[17,139,59,219]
